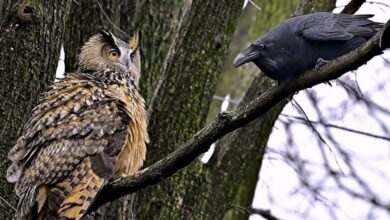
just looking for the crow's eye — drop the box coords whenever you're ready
[256,44,265,50]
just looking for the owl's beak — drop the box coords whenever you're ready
[120,55,132,70]
[125,60,131,69]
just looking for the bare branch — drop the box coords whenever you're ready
[341,0,366,14]
[367,1,390,9]
[89,19,390,212]
[281,114,390,141]
[250,207,281,220]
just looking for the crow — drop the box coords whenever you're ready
[233,12,383,83]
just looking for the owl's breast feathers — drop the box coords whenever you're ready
[6,69,148,220]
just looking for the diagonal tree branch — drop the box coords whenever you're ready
[341,0,366,14]
[89,19,390,212]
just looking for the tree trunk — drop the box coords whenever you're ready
[0,1,72,218]
[63,0,124,72]
[219,0,337,219]
[63,1,184,219]
[63,0,185,100]
[135,0,243,219]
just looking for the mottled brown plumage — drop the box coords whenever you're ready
[6,31,148,220]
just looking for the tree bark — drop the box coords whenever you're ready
[207,1,300,219]
[217,0,337,219]
[63,0,185,100]
[134,0,186,101]
[0,1,72,218]
[63,0,123,72]
[63,1,185,219]
[135,0,243,219]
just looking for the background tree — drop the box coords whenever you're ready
[0,1,72,219]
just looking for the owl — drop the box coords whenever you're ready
[6,31,149,220]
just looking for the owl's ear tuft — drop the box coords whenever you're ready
[130,31,141,50]
[99,30,119,49]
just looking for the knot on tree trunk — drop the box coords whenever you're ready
[18,5,34,22]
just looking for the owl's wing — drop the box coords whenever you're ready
[7,73,130,219]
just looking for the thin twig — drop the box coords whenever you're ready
[291,98,329,146]
[380,55,390,66]
[367,1,390,8]
[94,0,127,35]
[250,207,280,220]
[0,195,16,211]
[249,0,262,11]
[281,114,390,141]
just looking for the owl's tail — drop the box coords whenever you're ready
[24,158,105,220]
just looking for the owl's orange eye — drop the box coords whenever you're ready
[109,50,120,60]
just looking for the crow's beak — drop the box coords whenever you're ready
[233,46,260,68]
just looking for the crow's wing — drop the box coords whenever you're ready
[296,13,380,41]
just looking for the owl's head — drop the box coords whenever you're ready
[78,31,141,81]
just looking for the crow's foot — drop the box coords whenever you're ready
[315,58,330,71]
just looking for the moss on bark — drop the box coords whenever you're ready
[219,1,337,219]
[63,1,185,218]
[136,1,243,219]
[0,1,72,218]
[63,0,184,101]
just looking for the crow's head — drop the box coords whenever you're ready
[233,41,267,68]
[233,37,282,81]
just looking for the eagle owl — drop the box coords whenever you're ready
[6,31,149,219]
